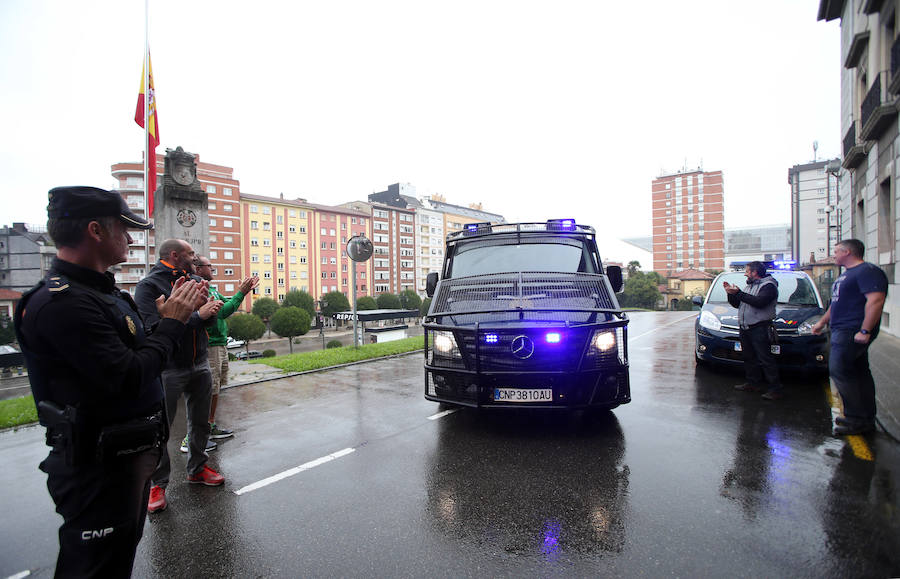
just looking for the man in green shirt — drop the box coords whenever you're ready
[194,256,258,443]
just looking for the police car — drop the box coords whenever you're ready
[694,262,829,374]
[423,219,630,411]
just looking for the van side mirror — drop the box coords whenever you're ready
[426,272,439,297]
[606,265,623,293]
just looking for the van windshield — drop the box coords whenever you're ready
[706,272,820,307]
[447,239,597,278]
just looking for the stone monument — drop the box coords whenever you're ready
[154,146,208,258]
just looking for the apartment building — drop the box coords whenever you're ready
[787,159,840,263]
[819,0,900,335]
[651,169,726,274]
[110,154,243,296]
[0,223,55,293]
[241,194,372,307]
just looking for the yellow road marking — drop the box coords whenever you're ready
[824,383,874,461]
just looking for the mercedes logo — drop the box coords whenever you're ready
[510,335,535,359]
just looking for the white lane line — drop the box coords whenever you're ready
[427,408,459,420]
[6,571,31,579]
[234,447,355,496]
[629,313,696,342]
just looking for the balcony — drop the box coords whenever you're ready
[859,71,897,142]
[842,121,868,169]
[890,35,900,94]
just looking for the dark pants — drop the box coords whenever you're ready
[153,363,212,487]
[829,328,877,426]
[739,324,781,391]
[41,446,161,578]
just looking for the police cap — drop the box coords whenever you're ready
[47,186,153,230]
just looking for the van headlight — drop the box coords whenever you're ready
[699,310,722,332]
[431,330,461,358]
[797,316,821,336]
[587,330,617,355]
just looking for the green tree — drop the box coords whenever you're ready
[356,296,377,310]
[376,292,401,309]
[619,271,662,310]
[626,260,641,277]
[252,297,279,336]
[321,291,350,318]
[420,297,433,316]
[227,313,266,357]
[270,306,311,354]
[399,289,422,311]
[282,289,316,320]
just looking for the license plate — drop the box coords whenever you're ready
[771,345,781,355]
[734,342,742,352]
[493,388,553,403]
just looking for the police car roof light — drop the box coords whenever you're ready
[546,218,576,231]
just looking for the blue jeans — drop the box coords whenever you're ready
[829,329,877,426]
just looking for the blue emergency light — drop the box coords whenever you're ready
[773,260,796,270]
[546,219,576,231]
[484,333,499,344]
[545,332,561,343]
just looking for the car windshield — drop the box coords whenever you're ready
[707,271,819,306]
[448,239,597,277]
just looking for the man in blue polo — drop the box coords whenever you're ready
[812,239,888,436]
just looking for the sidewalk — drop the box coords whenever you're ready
[868,330,900,436]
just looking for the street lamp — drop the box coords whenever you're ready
[825,159,842,256]
[317,297,328,350]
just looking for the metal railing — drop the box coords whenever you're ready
[860,71,886,129]
[843,121,858,157]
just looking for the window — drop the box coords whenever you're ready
[223,187,232,196]
[263,239,271,247]
[262,207,271,215]
[290,241,296,248]
[300,241,307,248]
[209,218,217,227]
[330,272,336,278]
[263,255,271,263]
[289,225,296,233]
[277,247,284,255]
[250,205,258,213]
[330,257,336,264]
[322,257,328,265]
[210,234,218,242]
[225,283,235,292]
[264,272,272,279]
[223,235,233,243]
[210,251,218,259]
[290,256,297,263]
[224,268,234,276]
[251,255,259,263]
[277,215,283,224]
[290,271,297,279]
[341,223,346,230]
[277,263,284,271]
[321,228,327,235]
[251,221,258,230]
[265,287,272,295]
[321,242,327,249]
[224,204,232,212]
[263,222,271,231]
[289,210,296,218]
[209,201,217,210]
[206,185,216,194]
[278,278,285,286]
[224,251,234,260]
[277,231,284,239]
[299,226,306,234]
[300,256,307,264]
[223,220,233,228]
[329,229,335,236]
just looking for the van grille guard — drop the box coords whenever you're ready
[428,272,620,320]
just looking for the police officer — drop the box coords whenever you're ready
[14,186,208,577]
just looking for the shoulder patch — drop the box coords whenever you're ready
[48,276,70,293]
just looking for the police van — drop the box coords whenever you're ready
[423,220,630,410]
[694,261,829,374]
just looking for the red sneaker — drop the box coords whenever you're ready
[148,485,167,513]
[186,465,225,486]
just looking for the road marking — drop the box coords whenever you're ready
[234,447,356,496]
[629,313,696,343]
[823,383,873,461]
[427,409,459,420]
[6,571,31,579]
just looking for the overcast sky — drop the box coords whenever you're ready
[0,1,840,265]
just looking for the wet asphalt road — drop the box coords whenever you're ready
[1,311,899,578]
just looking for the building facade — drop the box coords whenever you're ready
[819,0,900,336]
[0,224,55,293]
[788,159,839,264]
[725,224,793,267]
[651,169,726,274]
[110,154,243,296]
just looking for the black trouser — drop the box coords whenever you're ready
[40,446,161,578]
[739,323,781,391]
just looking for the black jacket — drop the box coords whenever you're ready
[15,258,184,423]
[135,260,214,369]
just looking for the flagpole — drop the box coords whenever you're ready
[143,0,150,275]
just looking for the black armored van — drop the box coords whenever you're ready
[423,219,630,410]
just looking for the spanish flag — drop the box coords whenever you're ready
[135,54,160,215]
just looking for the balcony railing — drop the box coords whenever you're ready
[859,71,895,142]
[891,36,900,94]
[842,121,867,170]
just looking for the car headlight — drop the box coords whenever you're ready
[797,316,822,336]
[699,310,722,332]
[431,330,461,358]
[587,329,617,356]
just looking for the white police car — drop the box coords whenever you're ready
[694,264,829,374]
